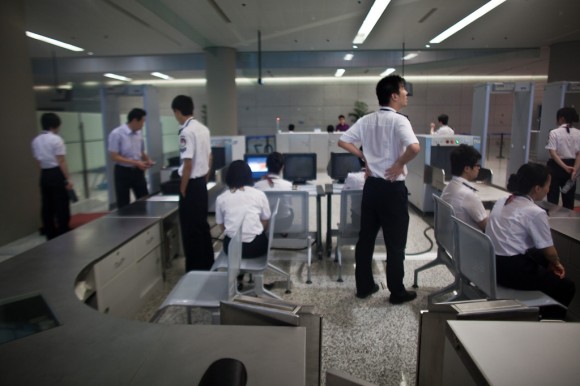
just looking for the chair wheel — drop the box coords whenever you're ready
[412,284,418,288]
[337,278,344,283]
[285,290,292,294]
[306,280,312,284]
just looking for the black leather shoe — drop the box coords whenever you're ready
[389,290,417,304]
[356,283,380,299]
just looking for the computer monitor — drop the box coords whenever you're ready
[283,153,317,184]
[329,152,362,183]
[244,154,269,181]
[208,147,227,182]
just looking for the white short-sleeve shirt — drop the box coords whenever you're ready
[178,117,211,179]
[31,131,66,169]
[435,125,455,135]
[340,107,418,181]
[441,176,487,230]
[545,125,580,159]
[343,171,366,190]
[215,187,271,243]
[107,124,144,167]
[254,174,293,191]
[485,196,553,256]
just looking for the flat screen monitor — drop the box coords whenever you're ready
[329,152,362,183]
[244,154,269,181]
[283,153,317,184]
[209,147,227,182]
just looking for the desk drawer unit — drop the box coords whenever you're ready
[134,223,161,258]
[137,246,163,299]
[93,243,136,289]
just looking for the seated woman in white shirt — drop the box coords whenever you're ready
[486,163,575,317]
[254,152,294,231]
[215,160,271,258]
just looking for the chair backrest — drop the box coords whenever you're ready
[227,218,244,299]
[264,190,309,235]
[433,194,456,258]
[452,215,497,299]
[265,198,280,254]
[339,189,363,237]
[431,166,447,192]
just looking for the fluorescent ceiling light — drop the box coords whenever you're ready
[402,53,419,60]
[104,73,132,81]
[26,31,84,52]
[380,68,396,76]
[151,72,173,80]
[335,69,346,77]
[344,53,354,61]
[430,0,506,44]
[353,0,392,44]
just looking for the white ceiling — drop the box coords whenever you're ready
[24,0,580,84]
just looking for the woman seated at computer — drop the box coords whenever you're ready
[486,163,575,315]
[215,160,271,258]
[254,152,294,232]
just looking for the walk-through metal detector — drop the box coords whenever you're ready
[100,85,163,209]
[535,81,580,163]
[471,82,534,185]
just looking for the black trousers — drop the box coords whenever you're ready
[114,164,149,209]
[179,177,214,271]
[355,177,409,295]
[496,252,576,308]
[547,158,576,209]
[40,167,70,240]
[224,232,268,258]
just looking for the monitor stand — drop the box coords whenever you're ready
[292,179,307,185]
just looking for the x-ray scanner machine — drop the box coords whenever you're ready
[407,134,481,213]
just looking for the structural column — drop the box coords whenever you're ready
[547,41,580,116]
[0,0,40,245]
[204,47,237,136]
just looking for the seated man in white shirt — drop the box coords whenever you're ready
[441,144,488,232]
[254,152,294,231]
[343,156,367,191]
[430,114,455,135]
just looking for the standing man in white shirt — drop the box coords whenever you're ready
[441,144,488,232]
[108,108,153,209]
[31,112,73,240]
[172,95,214,271]
[430,114,455,135]
[338,75,420,304]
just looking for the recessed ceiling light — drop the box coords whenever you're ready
[353,0,392,45]
[26,31,84,52]
[344,53,354,61]
[430,0,506,44]
[104,73,132,82]
[402,53,419,60]
[151,72,173,80]
[335,69,346,77]
[380,68,396,76]
[352,45,359,49]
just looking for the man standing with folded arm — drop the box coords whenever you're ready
[338,74,420,304]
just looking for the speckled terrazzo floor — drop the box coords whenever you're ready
[135,208,456,386]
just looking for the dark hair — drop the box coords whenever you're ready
[507,163,550,195]
[438,114,449,125]
[266,152,285,174]
[326,124,335,133]
[288,124,295,131]
[41,112,61,131]
[376,74,405,106]
[338,115,345,119]
[557,107,579,133]
[226,160,254,189]
[127,108,146,122]
[171,95,194,116]
[450,144,481,176]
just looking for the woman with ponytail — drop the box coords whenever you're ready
[545,106,580,209]
[486,163,575,318]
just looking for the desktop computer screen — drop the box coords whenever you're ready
[328,152,362,183]
[283,153,317,184]
[244,154,269,181]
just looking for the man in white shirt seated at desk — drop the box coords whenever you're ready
[441,144,488,232]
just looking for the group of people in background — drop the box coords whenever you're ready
[32,76,579,316]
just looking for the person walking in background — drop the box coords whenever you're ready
[31,112,73,240]
[338,74,420,304]
[545,107,580,209]
[172,95,214,271]
[430,114,454,135]
[441,144,488,232]
[486,163,575,318]
[335,115,350,132]
[108,108,153,209]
